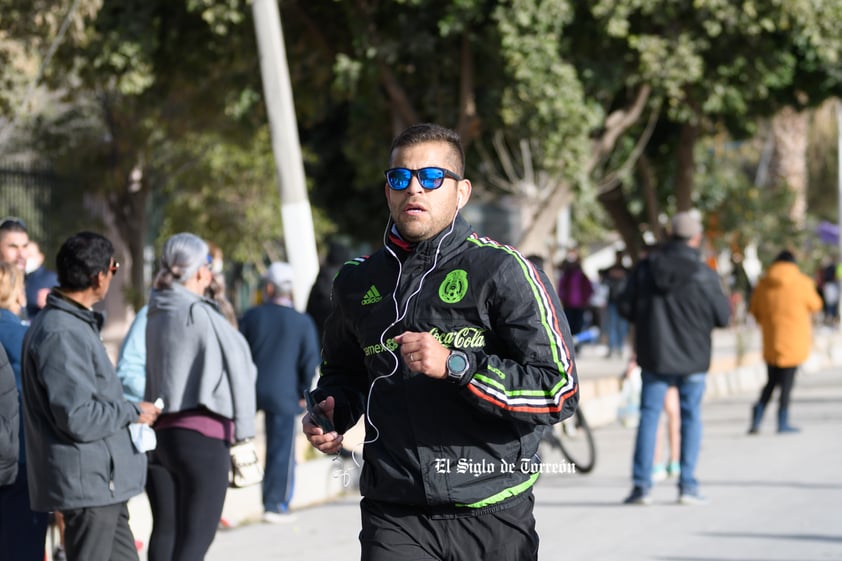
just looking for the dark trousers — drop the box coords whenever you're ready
[146,428,230,561]
[359,494,539,561]
[0,466,49,561]
[757,365,797,411]
[263,411,296,513]
[564,308,587,337]
[63,502,138,561]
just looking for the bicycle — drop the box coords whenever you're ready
[541,407,596,474]
[539,327,599,474]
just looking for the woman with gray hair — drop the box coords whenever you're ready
[144,233,256,561]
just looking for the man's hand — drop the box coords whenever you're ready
[394,331,450,380]
[303,395,343,454]
[36,288,50,309]
[137,401,161,425]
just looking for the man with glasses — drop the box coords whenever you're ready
[304,123,579,561]
[21,232,160,561]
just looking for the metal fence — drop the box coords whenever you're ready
[0,162,57,241]
[0,162,93,257]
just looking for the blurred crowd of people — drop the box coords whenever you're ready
[542,212,826,505]
[545,239,838,363]
[0,217,344,560]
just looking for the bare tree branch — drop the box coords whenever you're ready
[596,99,661,196]
[456,34,481,148]
[378,61,420,130]
[493,132,520,184]
[586,84,652,174]
[517,84,653,254]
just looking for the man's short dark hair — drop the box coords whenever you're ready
[774,250,796,263]
[389,123,465,175]
[0,217,28,240]
[56,232,114,291]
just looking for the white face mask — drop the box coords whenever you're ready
[25,257,40,274]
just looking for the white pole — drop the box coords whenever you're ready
[252,0,319,311]
[838,100,842,259]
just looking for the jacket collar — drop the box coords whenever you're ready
[386,215,473,261]
[661,239,701,260]
[45,290,105,332]
[0,308,23,325]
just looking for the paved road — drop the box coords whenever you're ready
[203,366,842,561]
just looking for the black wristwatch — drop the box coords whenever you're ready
[445,350,470,383]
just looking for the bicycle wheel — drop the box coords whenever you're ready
[556,408,596,473]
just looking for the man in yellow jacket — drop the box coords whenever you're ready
[748,250,823,433]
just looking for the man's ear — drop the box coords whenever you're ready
[457,180,472,210]
[91,270,106,289]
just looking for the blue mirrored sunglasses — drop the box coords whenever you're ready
[384,167,463,191]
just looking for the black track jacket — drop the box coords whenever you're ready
[314,216,578,513]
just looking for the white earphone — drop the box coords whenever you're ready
[457,194,463,209]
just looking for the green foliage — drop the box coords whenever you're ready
[187,0,246,35]
[0,0,101,117]
[560,0,842,259]
[282,0,509,243]
[584,0,842,125]
[493,0,595,177]
[157,127,282,263]
[6,0,842,287]
[693,134,800,262]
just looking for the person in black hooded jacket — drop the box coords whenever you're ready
[303,123,578,561]
[619,211,730,506]
[306,240,351,343]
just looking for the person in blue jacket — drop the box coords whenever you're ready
[0,261,49,560]
[116,305,149,402]
[240,262,320,523]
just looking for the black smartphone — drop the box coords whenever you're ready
[304,390,335,433]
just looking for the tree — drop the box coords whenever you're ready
[24,1,270,308]
[806,98,841,224]
[0,0,102,132]
[281,1,842,260]
[8,0,842,297]
[563,0,842,256]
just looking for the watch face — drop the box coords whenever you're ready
[448,352,468,374]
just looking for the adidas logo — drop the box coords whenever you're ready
[361,285,382,305]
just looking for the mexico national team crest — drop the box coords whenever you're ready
[439,269,468,304]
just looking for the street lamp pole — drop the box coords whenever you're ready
[252,0,319,310]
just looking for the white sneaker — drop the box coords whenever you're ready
[262,510,297,524]
[678,492,710,506]
[651,464,667,482]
